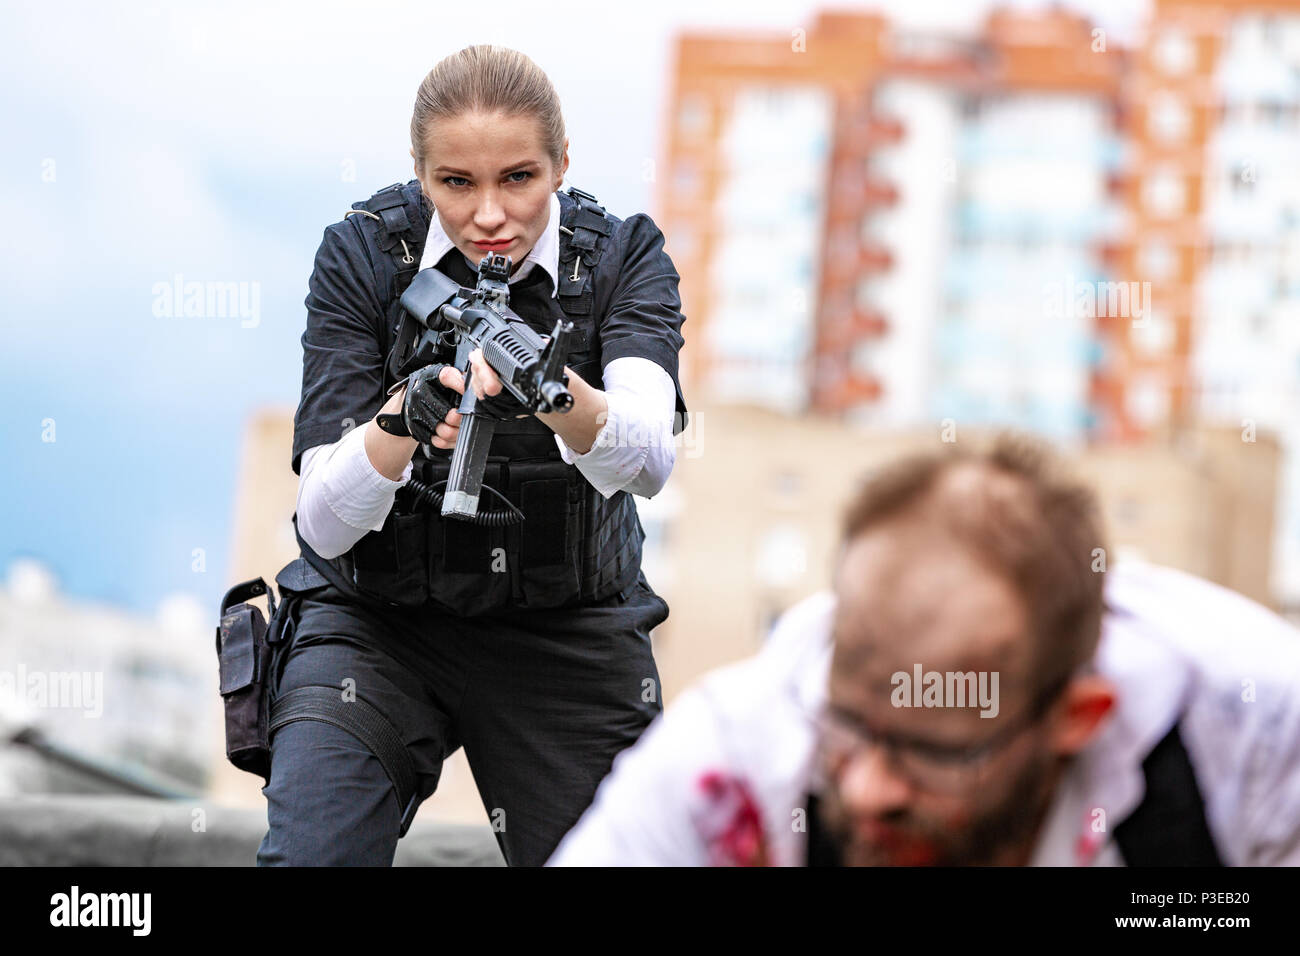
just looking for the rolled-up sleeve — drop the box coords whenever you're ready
[291,219,387,476]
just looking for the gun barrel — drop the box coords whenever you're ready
[539,380,573,413]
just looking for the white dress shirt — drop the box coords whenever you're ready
[296,191,678,561]
[548,560,1300,866]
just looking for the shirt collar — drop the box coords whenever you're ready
[418,191,561,298]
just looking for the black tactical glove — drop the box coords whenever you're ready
[375,363,458,443]
[473,379,532,421]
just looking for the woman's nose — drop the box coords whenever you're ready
[474,191,507,229]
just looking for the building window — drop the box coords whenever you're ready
[1148,93,1190,143]
[1143,170,1186,218]
[1140,242,1177,282]
[667,223,697,261]
[677,93,710,138]
[1126,376,1171,427]
[673,160,700,195]
[1153,28,1195,74]
[1131,309,1175,355]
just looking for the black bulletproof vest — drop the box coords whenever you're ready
[803,719,1224,866]
[294,180,645,617]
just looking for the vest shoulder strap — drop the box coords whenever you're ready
[345,180,429,265]
[343,181,430,390]
[555,186,615,317]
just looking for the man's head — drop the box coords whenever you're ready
[409,44,569,276]
[817,434,1116,865]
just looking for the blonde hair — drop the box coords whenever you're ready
[410,44,566,175]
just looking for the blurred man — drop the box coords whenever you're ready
[548,435,1300,866]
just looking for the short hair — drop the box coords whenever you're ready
[838,432,1108,692]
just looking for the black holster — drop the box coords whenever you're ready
[216,577,277,781]
[215,557,328,782]
[214,557,423,835]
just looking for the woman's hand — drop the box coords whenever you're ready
[384,354,521,459]
[413,358,524,447]
[467,348,501,403]
[366,367,464,480]
[415,365,465,450]
[423,354,609,455]
[466,347,530,419]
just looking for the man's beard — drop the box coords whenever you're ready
[820,751,1060,866]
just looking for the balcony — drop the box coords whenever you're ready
[819,308,890,352]
[816,370,884,409]
[823,240,895,281]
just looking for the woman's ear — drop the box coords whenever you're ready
[410,150,432,206]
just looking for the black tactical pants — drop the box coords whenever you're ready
[255,571,668,867]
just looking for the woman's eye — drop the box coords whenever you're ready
[441,172,531,188]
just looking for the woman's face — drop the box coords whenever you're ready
[412,110,568,275]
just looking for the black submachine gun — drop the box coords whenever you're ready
[388,253,575,521]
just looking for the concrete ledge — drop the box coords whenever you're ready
[0,796,504,866]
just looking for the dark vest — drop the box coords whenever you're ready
[295,180,645,617]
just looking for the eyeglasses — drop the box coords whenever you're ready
[810,670,1075,794]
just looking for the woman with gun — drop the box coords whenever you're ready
[253,44,689,867]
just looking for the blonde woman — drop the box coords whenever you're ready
[257,44,688,866]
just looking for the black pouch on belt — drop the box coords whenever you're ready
[216,577,279,781]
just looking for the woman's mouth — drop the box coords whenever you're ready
[473,238,513,250]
